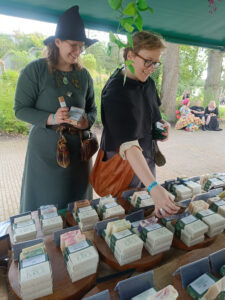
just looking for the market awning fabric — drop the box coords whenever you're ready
[0,0,225,50]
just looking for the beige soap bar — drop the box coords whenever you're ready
[202,276,225,300]
[147,285,178,300]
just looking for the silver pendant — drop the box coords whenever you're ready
[66,91,72,97]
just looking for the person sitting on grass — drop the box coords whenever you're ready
[175,98,202,132]
[190,100,206,131]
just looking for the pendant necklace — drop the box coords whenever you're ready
[55,70,81,98]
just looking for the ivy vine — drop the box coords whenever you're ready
[107,0,154,75]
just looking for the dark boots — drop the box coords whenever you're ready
[202,125,206,131]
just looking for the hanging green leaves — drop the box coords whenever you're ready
[107,0,154,80]
[126,59,135,74]
[134,12,143,31]
[122,2,137,16]
[108,0,123,10]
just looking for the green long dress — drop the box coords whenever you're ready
[14,58,97,213]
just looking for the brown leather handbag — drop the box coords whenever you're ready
[89,149,134,197]
[79,131,99,161]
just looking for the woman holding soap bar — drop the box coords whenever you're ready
[92,31,179,218]
[14,6,97,212]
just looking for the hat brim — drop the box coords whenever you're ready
[43,36,98,48]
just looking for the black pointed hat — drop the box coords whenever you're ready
[44,6,98,47]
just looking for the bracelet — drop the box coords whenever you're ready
[52,114,57,125]
[147,181,158,193]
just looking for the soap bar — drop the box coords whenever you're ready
[175,215,198,232]
[14,214,31,224]
[220,265,225,276]
[20,261,52,289]
[143,226,173,247]
[188,200,209,215]
[74,199,90,215]
[187,272,217,299]
[203,277,225,300]
[147,285,178,300]
[202,213,225,230]
[211,200,225,212]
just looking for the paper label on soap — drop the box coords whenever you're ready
[14,219,34,228]
[78,206,93,213]
[42,212,58,219]
[69,106,84,121]
[181,215,197,225]
[138,194,151,200]
[189,273,215,295]
[67,240,89,254]
[145,223,162,232]
[21,254,46,269]
[113,229,132,240]
[215,200,225,207]
[199,209,214,217]
[131,221,141,228]
[105,202,118,209]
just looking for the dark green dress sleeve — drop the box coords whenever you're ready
[84,70,97,128]
[14,61,50,128]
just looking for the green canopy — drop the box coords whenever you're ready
[1,0,225,50]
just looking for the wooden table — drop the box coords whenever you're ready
[94,231,163,272]
[8,211,97,300]
[173,233,225,300]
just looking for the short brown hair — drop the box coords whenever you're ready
[123,31,166,61]
[43,39,82,73]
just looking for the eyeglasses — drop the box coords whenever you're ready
[135,53,161,69]
[64,40,85,52]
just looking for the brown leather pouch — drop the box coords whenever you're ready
[79,131,99,161]
[89,149,134,197]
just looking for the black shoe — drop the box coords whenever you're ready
[215,128,223,131]
[202,125,206,131]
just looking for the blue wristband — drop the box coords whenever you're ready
[147,181,158,193]
[52,114,57,125]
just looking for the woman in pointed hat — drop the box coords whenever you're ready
[14,6,97,212]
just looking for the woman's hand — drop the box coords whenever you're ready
[55,107,69,124]
[47,108,69,125]
[160,120,170,142]
[76,116,89,130]
[64,115,89,129]
[150,185,180,218]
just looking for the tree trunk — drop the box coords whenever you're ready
[204,50,224,107]
[160,43,179,122]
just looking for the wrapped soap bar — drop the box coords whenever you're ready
[69,106,85,122]
[74,199,90,215]
[147,285,178,300]
[40,205,57,215]
[188,200,209,215]
[14,214,31,224]
[220,265,225,276]
[207,197,221,205]
[203,277,225,300]
[187,272,218,299]
[180,230,204,247]
[175,215,198,232]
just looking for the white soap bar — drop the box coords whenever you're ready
[183,219,208,239]
[14,214,31,224]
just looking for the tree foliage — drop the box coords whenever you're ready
[178,45,207,99]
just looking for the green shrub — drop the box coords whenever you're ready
[0,70,29,134]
